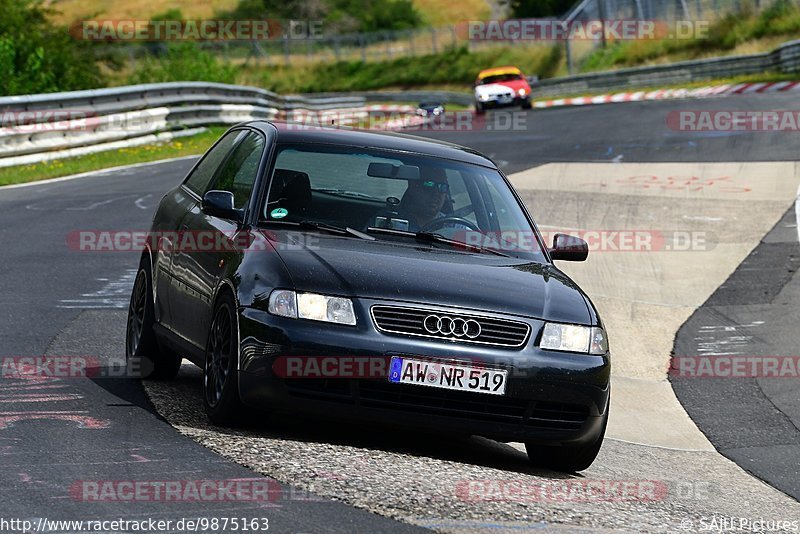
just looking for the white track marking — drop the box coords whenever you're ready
[134,194,152,210]
[58,270,137,309]
[66,194,139,211]
[796,183,800,243]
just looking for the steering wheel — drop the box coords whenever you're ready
[421,216,480,233]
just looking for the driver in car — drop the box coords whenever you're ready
[399,173,450,231]
[380,167,471,233]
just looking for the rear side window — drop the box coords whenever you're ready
[183,131,242,196]
[208,131,265,209]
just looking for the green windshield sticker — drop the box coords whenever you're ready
[271,208,288,219]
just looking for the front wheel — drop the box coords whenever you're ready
[525,409,608,472]
[125,259,181,380]
[203,292,246,425]
[521,99,532,110]
[475,101,485,114]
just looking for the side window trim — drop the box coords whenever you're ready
[181,128,247,199]
[206,128,267,216]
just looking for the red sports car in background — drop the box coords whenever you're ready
[474,66,533,113]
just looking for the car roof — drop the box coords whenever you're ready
[477,66,523,79]
[244,120,498,169]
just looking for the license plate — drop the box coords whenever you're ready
[388,357,507,395]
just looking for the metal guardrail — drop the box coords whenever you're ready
[533,39,800,98]
[0,82,367,167]
[303,90,474,106]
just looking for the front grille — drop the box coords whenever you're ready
[371,305,530,348]
[283,379,589,431]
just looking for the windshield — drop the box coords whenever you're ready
[261,143,546,261]
[477,73,523,85]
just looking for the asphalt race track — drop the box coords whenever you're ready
[1,93,799,531]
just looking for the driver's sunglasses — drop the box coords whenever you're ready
[422,180,449,194]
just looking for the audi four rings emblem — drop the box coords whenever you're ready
[423,315,482,339]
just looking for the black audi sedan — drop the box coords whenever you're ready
[126,121,610,471]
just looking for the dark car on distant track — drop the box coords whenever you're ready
[415,102,445,117]
[125,121,610,471]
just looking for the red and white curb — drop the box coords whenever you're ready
[533,80,800,109]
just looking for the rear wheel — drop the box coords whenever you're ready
[525,409,608,472]
[125,258,181,380]
[203,292,246,425]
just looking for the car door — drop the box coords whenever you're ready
[152,129,243,332]
[169,129,266,349]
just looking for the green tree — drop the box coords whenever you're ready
[0,0,105,95]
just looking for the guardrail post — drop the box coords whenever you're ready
[598,0,607,48]
[678,0,691,18]
[333,36,341,62]
[359,33,367,62]
[283,35,290,65]
[566,39,575,75]
[635,0,645,19]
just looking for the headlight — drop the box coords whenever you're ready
[518,88,528,96]
[539,323,607,355]
[268,290,356,325]
[477,93,490,101]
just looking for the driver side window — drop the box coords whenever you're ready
[183,131,241,196]
[208,131,265,210]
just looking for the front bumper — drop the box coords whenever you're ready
[476,95,530,109]
[237,300,610,445]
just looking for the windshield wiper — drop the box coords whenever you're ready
[416,231,509,257]
[366,227,509,257]
[299,220,375,240]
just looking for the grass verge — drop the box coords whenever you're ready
[237,45,563,93]
[0,127,227,187]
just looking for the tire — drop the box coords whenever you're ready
[125,257,182,380]
[525,409,608,472]
[203,291,246,425]
[521,99,532,110]
[475,102,485,114]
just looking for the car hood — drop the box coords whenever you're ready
[475,80,530,96]
[263,230,592,324]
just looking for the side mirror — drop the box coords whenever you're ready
[201,190,243,223]
[549,233,588,261]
